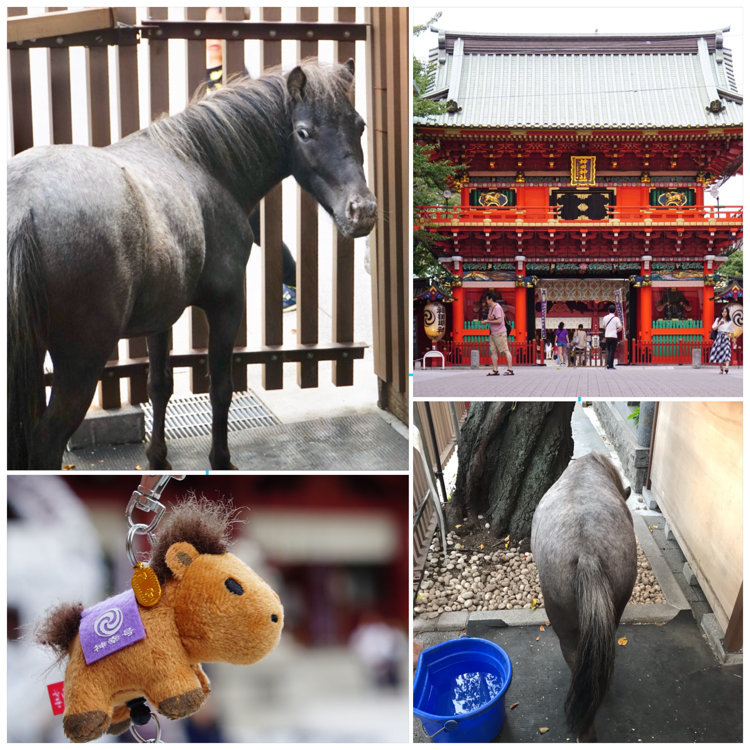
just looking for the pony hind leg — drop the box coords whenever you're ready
[28,349,113,469]
[145,331,174,469]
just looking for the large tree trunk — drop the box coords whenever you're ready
[448,401,575,540]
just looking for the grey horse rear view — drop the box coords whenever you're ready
[531,452,637,741]
[8,59,376,470]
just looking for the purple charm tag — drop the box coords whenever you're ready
[80,589,146,665]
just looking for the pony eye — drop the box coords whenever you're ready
[225,578,244,595]
[296,127,311,142]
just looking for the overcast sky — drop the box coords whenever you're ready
[412,4,744,205]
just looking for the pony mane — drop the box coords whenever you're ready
[150,495,241,583]
[146,59,353,200]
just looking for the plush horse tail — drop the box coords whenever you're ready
[36,602,84,659]
[7,210,48,469]
[565,553,617,738]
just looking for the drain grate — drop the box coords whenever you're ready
[142,390,280,441]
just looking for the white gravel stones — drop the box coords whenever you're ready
[414,529,664,617]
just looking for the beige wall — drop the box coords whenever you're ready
[649,402,742,631]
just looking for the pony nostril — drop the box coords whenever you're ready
[271,614,279,623]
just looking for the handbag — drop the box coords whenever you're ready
[710,329,717,340]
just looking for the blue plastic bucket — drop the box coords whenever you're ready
[413,637,512,743]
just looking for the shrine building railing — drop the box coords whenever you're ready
[415,205,743,228]
[418,337,742,367]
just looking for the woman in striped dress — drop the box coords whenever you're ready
[709,306,734,374]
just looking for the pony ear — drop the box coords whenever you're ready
[165,541,200,580]
[622,486,632,501]
[287,66,307,101]
[343,58,355,76]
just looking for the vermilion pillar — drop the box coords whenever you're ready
[514,255,527,341]
[639,255,653,341]
[702,255,716,338]
[452,284,465,343]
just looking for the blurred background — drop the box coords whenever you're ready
[7,474,409,742]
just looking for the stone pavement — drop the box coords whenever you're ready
[413,363,742,398]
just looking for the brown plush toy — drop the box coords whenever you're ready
[37,498,283,743]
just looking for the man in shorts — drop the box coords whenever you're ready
[482,291,514,376]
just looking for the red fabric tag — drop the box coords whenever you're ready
[47,681,65,715]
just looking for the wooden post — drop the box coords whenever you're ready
[260,6,283,390]
[366,7,409,421]
[331,7,357,387]
[723,583,742,652]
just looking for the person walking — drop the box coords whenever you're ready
[571,324,587,367]
[602,304,623,369]
[482,291,514,376]
[555,322,569,367]
[709,306,734,374]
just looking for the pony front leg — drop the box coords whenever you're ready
[144,669,206,720]
[205,303,243,470]
[146,331,174,469]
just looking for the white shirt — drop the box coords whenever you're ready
[714,318,733,334]
[603,313,621,338]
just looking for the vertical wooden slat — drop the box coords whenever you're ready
[260,6,283,390]
[116,7,140,137]
[223,5,245,78]
[225,5,248,391]
[8,7,34,155]
[112,7,149,404]
[331,7,356,387]
[185,6,206,95]
[185,6,211,394]
[148,7,169,119]
[83,32,119,407]
[46,6,73,144]
[366,8,409,419]
[296,6,320,388]
[87,46,110,146]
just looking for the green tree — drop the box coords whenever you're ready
[720,240,743,279]
[413,15,463,281]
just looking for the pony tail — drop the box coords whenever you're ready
[7,210,47,469]
[565,554,617,738]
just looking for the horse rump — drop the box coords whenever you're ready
[7,210,48,469]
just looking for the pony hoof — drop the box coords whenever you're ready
[63,710,109,743]
[158,688,205,719]
[107,718,132,736]
[147,457,172,470]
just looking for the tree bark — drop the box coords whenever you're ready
[448,401,575,540]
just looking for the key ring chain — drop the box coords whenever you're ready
[126,475,184,608]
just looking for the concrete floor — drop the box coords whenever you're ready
[414,612,742,743]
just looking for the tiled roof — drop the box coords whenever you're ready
[417,29,743,129]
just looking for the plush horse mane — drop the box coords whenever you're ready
[149,495,240,583]
[146,58,354,199]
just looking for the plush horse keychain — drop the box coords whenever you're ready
[37,478,284,743]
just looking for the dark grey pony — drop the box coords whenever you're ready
[8,59,376,470]
[531,452,637,741]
